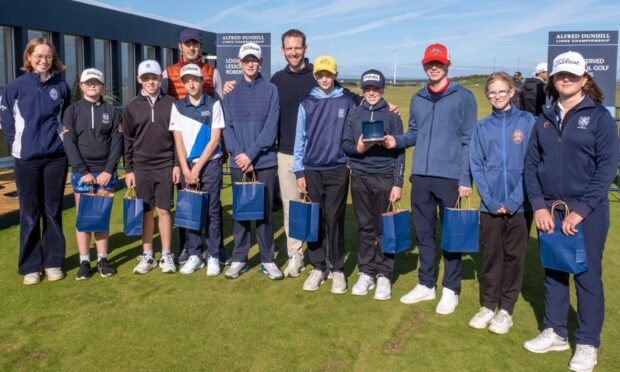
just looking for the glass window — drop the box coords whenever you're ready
[94,38,113,93]
[162,47,174,68]
[63,34,83,93]
[142,45,155,60]
[0,25,15,159]
[27,29,51,41]
[121,42,136,105]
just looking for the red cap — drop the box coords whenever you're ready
[422,43,450,65]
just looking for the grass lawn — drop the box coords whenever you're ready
[0,81,618,371]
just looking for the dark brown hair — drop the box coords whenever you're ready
[281,29,306,47]
[21,38,65,73]
[545,74,604,103]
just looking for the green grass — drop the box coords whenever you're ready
[0,83,619,371]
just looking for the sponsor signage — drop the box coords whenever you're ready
[216,33,271,82]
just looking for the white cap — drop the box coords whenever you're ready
[180,63,203,79]
[137,60,162,77]
[80,68,104,84]
[533,62,547,75]
[238,42,262,60]
[550,51,589,77]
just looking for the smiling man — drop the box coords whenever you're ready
[384,43,477,315]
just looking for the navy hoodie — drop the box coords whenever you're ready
[524,96,618,218]
[0,72,70,159]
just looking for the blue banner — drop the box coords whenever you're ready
[548,31,618,111]
[216,33,271,83]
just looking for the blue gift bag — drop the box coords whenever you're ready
[289,194,320,242]
[538,201,588,274]
[441,197,479,253]
[76,191,114,232]
[174,188,209,230]
[123,188,143,236]
[381,202,411,254]
[232,173,265,221]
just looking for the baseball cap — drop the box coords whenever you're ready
[360,69,385,89]
[238,42,262,60]
[137,60,162,77]
[550,51,589,77]
[534,62,548,75]
[422,43,450,65]
[80,68,104,84]
[180,63,203,79]
[313,55,337,74]
[179,28,202,43]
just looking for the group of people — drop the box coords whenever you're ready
[1,27,617,372]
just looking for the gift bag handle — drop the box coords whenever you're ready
[124,186,137,199]
[241,171,257,183]
[454,196,472,210]
[301,192,313,203]
[385,200,403,213]
[184,182,201,192]
[550,200,570,221]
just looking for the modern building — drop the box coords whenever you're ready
[0,0,216,166]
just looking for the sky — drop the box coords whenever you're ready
[90,0,620,79]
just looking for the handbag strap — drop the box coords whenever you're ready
[124,187,137,199]
[550,200,570,221]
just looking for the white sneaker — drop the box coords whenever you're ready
[351,273,375,296]
[224,261,249,279]
[206,256,221,277]
[469,307,496,329]
[374,275,392,301]
[23,272,41,285]
[133,255,158,274]
[45,267,65,281]
[283,256,305,278]
[261,262,284,280]
[523,328,570,353]
[436,287,459,315]
[569,344,597,372]
[303,269,326,291]
[180,255,204,275]
[331,271,347,294]
[159,253,177,273]
[400,284,436,304]
[489,309,513,334]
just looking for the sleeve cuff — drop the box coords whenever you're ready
[502,199,521,214]
[572,202,592,219]
[294,171,305,179]
[531,197,547,212]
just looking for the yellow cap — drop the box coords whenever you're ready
[313,55,337,74]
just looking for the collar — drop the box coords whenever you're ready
[556,95,586,121]
[428,79,451,94]
[179,54,204,67]
[239,73,263,87]
[285,58,311,74]
[491,104,515,118]
[361,98,387,111]
[141,88,161,101]
[81,96,104,107]
[183,94,206,107]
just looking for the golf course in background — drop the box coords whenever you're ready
[0,79,618,371]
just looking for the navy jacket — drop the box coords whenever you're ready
[470,106,535,213]
[524,96,618,218]
[63,97,123,175]
[395,82,477,186]
[293,86,356,178]
[0,72,70,159]
[223,74,279,170]
[341,98,405,187]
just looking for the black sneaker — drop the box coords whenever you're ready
[97,257,116,277]
[75,261,92,280]
[177,248,190,264]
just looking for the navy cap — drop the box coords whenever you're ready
[179,28,202,43]
[360,69,385,89]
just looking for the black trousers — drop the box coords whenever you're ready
[305,166,349,272]
[14,155,68,275]
[230,167,276,263]
[350,171,395,278]
[479,211,532,314]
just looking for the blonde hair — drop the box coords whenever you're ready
[21,38,65,73]
[485,71,514,92]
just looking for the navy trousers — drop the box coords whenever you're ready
[543,203,608,347]
[350,171,395,278]
[410,175,462,293]
[181,159,222,258]
[230,166,276,263]
[14,155,68,275]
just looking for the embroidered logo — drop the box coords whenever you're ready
[49,88,59,100]
[543,120,550,128]
[577,116,590,129]
[513,129,523,144]
[429,47,443,56]
[338,108,345,118]
[102,113,110,125]
[201,110,211,117]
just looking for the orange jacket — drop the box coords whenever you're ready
[165,55,215,99]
